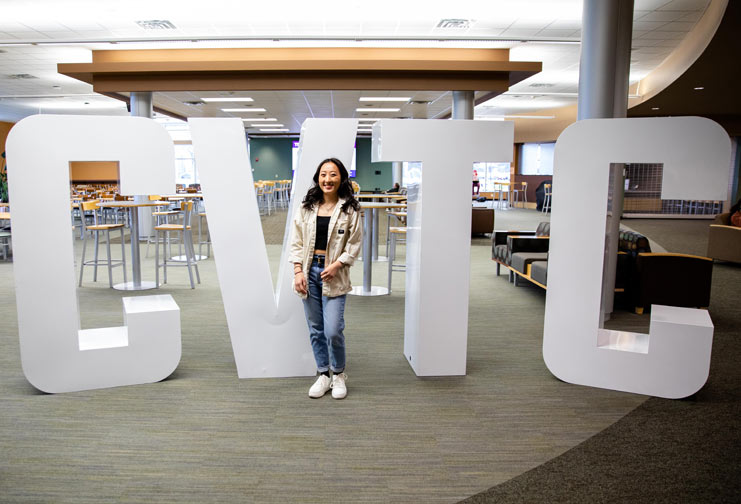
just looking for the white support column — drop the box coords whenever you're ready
[392,161,403,187]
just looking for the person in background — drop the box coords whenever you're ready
[472,169,480,196]
[386,182,400,193]
[289,158,362,399]
[730,199,741,227]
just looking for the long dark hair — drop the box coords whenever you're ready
[302,157,360,213]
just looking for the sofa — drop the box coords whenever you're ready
[707,213,741,263]
[493,226,714,314]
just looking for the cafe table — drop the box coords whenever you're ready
[353,196,407,260]
[97,200,168,291]
[493,181,512,209]
[351,201,407,297]
[355,193,407,201]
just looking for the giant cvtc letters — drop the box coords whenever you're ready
[6,115,181,393]
[190,118,357,378]
[372,119,514,376]
[544,117,731,399]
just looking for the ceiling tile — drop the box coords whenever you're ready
[639,11,688,22]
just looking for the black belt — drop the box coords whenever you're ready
[312,254,326,264]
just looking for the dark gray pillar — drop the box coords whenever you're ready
[577,0,634,322]
[452,91,474,120]
[130,92,153,118]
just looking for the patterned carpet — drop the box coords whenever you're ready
[0,207,736,503]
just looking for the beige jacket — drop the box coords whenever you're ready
[289,198,363,299]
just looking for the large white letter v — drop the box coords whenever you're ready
[190,118,357,378]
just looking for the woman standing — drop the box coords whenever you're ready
[289,158,362,399]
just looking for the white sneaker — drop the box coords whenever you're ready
[309,374,331,398]
[331,373,347,399]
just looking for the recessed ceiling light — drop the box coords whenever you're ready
[259,128,289,132]
[222,108,266,112]
[436,19,472,29]
[202,97,253,102]
[357,118,380,122]
[251,123,283,127]
[359,97,410,102]
[241,117,276,122]
[651,107,660,111]
[693,86,704,90]
[136,20,177,30]
[355,108,400,113]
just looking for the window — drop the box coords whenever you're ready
[520,142,555,175]
[174,144,197,186]
[402,161,422,186]
[474,162,511,192]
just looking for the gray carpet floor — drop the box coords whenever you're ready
[0,208,735,503]
[463,217,741,503]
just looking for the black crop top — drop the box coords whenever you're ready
[315,215,331,250]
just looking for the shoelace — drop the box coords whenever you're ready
[330,373,347,388]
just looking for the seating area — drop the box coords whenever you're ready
[492,224,715,314]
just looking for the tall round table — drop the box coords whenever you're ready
[350,202,407,297]
[97,200,168,291]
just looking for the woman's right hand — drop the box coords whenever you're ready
[294,271,307,295]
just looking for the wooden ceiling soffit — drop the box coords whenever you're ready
[58,47,541,92]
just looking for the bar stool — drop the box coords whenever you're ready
[542,184,552,213]
[145,196,179,258]
[494,182,506,209]
[198,211,211,258]
[263,181,275,215]
[155,201,200,289]
[255,183,269,216]
[78,199,127,288]
[0,230,11,260]
[387,226,407,293]
[385,210,407,257]
[512,181,528,208]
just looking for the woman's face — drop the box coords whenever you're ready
[318,162,341,197]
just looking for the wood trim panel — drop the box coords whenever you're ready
[58,47,541,93]
[637,252,713,261]
[90,47,513,64]
[90,72,513,92]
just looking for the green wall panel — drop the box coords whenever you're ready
[248,137,294,182]
[354,138,393,192]
[246,137,393,192]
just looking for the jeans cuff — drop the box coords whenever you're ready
[331,368,345,374]
[316,367,330,374]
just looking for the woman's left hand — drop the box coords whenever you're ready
[320,261,342,282]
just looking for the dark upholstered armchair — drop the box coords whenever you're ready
[631,253,713,314]
[491,222,550,280]
[707,213,741,263]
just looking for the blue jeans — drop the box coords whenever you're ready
[302,256,347,373]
